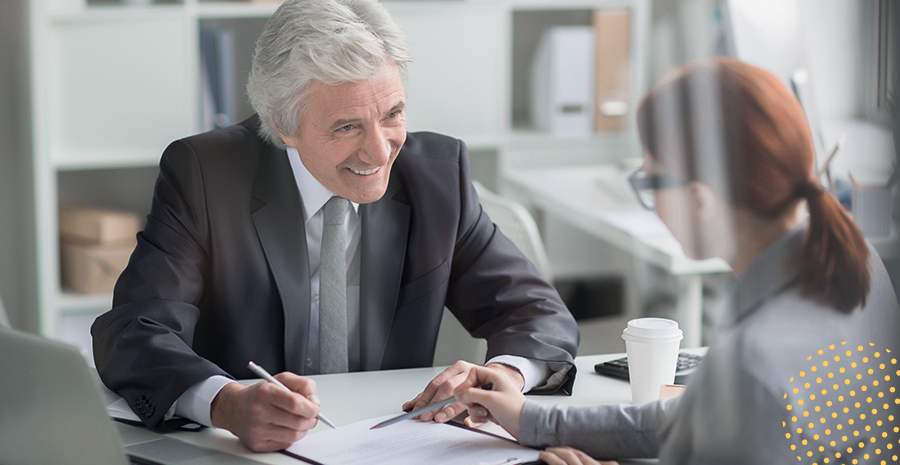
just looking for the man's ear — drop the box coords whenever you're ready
[688,181,718,224]
[274,125,297,148]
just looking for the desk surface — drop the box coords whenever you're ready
[504,166,731,275]
[117,352,693,465]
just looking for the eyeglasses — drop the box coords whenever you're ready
[628,168,689,210]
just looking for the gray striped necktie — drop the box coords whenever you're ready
[319,196,349,374]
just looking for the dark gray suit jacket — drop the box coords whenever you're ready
[92,116,579,429]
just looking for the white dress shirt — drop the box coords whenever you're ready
[173,147,547,427]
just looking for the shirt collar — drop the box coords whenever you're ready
[718,221,807,329]
[285,146,360,223]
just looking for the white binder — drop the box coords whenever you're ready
[530,26,597,136]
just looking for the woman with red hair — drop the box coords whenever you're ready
[453,58,900,464]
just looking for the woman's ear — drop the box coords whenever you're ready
[688,181,718,224]
[687,180,736,262]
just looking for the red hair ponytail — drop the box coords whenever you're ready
[799,181,870,312]
[637,58,871,312]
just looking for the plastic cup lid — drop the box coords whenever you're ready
[621,318,683,341]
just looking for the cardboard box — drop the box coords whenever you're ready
[59,205,142,294]
[59,205,142,245]
[60,238,137,294]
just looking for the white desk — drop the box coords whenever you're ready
[116,353,673,465]
[503,165,731,347]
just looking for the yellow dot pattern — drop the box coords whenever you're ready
[784,343,899,464]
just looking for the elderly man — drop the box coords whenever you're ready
[92,0,578,453]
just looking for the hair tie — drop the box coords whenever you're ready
[793,180,824,200]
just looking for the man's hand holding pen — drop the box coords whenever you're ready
[210,372,321,453]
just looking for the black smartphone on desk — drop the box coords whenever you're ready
[594,352,703,385]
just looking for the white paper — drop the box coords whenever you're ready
[285,414,540,465]
[105,392,203,431]
[106,396,142,422]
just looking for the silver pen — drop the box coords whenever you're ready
[247,361,337,429]
[369,382,493,430]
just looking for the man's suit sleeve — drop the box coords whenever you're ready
[91,139,231,430]
[442,138,579,394]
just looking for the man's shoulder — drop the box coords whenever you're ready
[401,131,464,162]
[171,116,270,162]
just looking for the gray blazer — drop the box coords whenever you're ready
[91,116,579,430]
[519,223,900,463]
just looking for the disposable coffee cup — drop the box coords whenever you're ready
[622,318,683,404]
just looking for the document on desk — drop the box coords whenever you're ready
[283,413,541,465]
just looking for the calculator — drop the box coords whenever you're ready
[594,352,704,385]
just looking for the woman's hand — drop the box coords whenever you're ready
[401,361,524,424]
[453,365,527,438]
[539,447,618,465]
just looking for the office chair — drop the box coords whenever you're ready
[472,181,553,282]
[433,181,553,366]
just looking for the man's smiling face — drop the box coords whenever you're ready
[280,61,407,204]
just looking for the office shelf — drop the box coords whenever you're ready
[196,2,282,18]
[20,0,650,345]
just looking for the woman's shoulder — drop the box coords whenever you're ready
[717,267,899,393]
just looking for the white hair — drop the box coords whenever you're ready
[246,0,413,147]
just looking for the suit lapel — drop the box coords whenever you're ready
[251,144,312,375]
[359,178,409,370]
